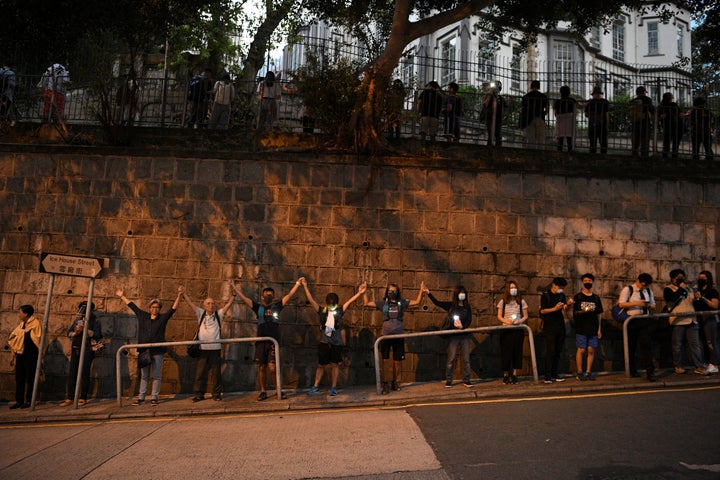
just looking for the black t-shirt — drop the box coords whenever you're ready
[252,301,283,340]
[572,292,604,336]
[540,291,567,333]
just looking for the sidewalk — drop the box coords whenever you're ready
[2,369,719,426]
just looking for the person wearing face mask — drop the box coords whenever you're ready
[232,278,303,401]
[425,285,474,387]
[692,271,720,374]
[300,279,367,396]
[572,274,603,381]
[663,269,707,375]
[539,277,574,383]
[364,281,425,394]
[618,273,656,381]
[497,281,528,384]
[181,286,236,402]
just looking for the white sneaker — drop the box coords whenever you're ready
[706,364,719,374]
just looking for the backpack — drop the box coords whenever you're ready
[628,99,646,123]
[187,75,204,101]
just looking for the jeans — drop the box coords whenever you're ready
[672,323,704,368]
[446,335,471,382]
[700,316,719,365]
[138,353,165,400]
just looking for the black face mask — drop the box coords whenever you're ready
[675,277,685,285]
[583,282,593,290]
[387,290,398,300]
[697,279,708,289]
[263,295,273,304]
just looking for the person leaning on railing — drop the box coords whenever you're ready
[617,273,656,382]
[664,269,708,376]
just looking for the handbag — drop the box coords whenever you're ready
[138,349,152,368]
[187,332,201,358]
[611,304,629,323]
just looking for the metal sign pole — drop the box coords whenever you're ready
[73,278,95,409]
[30,274,55,411]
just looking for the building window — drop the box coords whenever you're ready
[590,26,601,49]
[613,20,625,62]
[441,37,456,85]
[510,44,523,91]
[478,37,495,80]
[677,27,684,57]
[648,23,659,55]
[401,58,414,86]
[553,41,575,92]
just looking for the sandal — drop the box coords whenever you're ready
[257,391,268,401]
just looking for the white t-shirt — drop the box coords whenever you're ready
[193,306,225,350]
[497,299,528,324]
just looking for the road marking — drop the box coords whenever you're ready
[679,461,720,472]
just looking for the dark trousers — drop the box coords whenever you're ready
[588,124,608,153]
[543,330,565,380]
[631,122,650,157]
[500,329,525,372]
[627,317,656,375]
[662,127,679,157]
[691,130,714,160]
[194,349,222,397]
[15,351,38,404]
[67,347,94,400]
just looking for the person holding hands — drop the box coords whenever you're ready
[300,279,366,396]
[117,287,183,406]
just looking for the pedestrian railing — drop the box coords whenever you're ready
[621,309,720,377]
[115,336,280,406]
[373,324,538,395]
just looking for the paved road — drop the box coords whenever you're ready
[1,386,718,480]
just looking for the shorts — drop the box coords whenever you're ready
[254,340,276,365]
[318,342,343,365]
[380,338,405,361]
[576,334,599,349]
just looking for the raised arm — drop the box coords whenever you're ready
[219,290,236,316]
[116,289,132,305]
[408,281,425,307]
[229,280,253,308]
[281,277,304,306]
[342,283,367,311]
[180,286,198,311]
[172,287,183,310]
[300,278,319,311]
[363,286,376,307]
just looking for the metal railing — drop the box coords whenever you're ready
[621,309,720,377]
[373,324,538,394]
[115,336,280,406]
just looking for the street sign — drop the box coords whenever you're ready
[39,253,103,278]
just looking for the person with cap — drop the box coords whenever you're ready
[60,301,102,406]
[117,287,183,406]
[584,86,610,154]
[629,86,654,157]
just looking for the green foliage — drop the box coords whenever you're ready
[291,53,364,141]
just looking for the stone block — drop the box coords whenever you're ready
[176,159,196,181]
[601,239,624,257]
[426,170,451,194]
[542,216,565,237]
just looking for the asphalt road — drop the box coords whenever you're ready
[1,386,718,480]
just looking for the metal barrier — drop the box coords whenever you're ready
[115,336,280,406]
[621,309,720,377]
[373,324,538,394]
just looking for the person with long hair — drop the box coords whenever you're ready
[692,270,720,373]
[364,281,425,394]
[426,285,473,387]
[554,85,577,151]
[257,71,282,130]
[497,281,528,384]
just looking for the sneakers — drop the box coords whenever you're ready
[503,376,511,384]
[693,367,707,375]
[257,392,268,401]
[131,398,145,406]
[675,367,686,374]
[212,396,221,402]
[381,382,389,395]
[510,375,518,384]
[78,399,87,406]
[445,381,453,388]
[307,386,320,395]
[151,399,159,406]
[391,380,400,391]
[706,364,719,374]
[554,377,566,383]
[192,395,204,403]
[463,381,473,388]
[329,387,337,396]
[59,399,73,407]
[585,372,596,381]
[576,372,586,381]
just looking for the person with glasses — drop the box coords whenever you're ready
[117,287,183,406]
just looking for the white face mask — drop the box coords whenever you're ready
[510,288,518,297]
[556,288,564,294]
[458,293,466,301]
